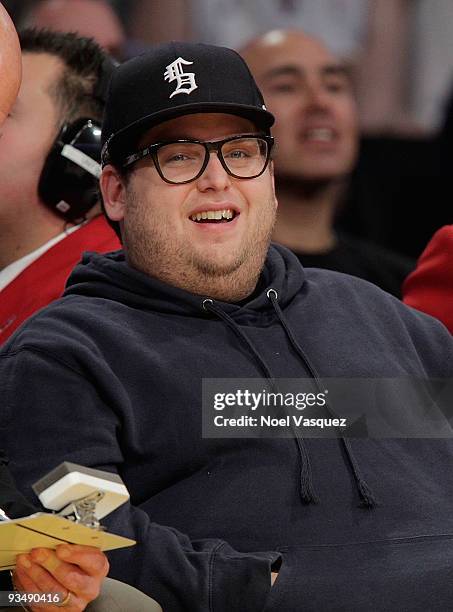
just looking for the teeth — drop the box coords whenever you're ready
[305,128,334,142]
[190,208,235,221]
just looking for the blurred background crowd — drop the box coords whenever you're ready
[4,0,453,263]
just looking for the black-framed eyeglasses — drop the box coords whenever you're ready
[122,134,274,184]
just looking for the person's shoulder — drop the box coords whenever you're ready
[0,293,109,356]
[303,265,447,328]
[302,265,453,375]
[303,265,395,297]
[302,266,406,325]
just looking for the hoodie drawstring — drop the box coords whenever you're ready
[203,298,319,504]
[202,299,275,382]
[266,289,377,508]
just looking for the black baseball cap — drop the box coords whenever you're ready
[101,41,274,167]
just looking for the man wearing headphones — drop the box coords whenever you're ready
[0,14,110,612]
[0,28,120,345]
[0,22,162,612]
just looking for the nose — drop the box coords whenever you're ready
[196,152,231,192]
[303,81,331,112]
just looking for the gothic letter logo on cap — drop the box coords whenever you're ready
[164,57,198,99]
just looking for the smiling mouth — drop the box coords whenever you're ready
[302,128,336,142]
[190,208,238,223]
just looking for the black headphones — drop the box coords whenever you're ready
[38,56,118,222]
[38,118,103,222]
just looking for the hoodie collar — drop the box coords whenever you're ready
[65,243,306,321]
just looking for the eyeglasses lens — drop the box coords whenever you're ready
[156,137,268,183]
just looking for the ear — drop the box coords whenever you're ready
[268,161,278,211]
[100,165,127,222]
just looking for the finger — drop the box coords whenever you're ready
[17,553,64,596]
[30,548,101,602]
[13,560,54,611]
[14,557,40,592]
[15,573,82,612]
[55,545,109,577]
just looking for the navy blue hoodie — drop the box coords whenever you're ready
[1,244,453,611]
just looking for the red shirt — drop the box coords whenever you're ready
[403,225,453,333]
[0,216,120,344]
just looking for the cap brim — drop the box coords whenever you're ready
[105,102,275,163]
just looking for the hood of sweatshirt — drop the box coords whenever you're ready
[64,243,305,323]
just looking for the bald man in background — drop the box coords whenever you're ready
[241,29,414,298]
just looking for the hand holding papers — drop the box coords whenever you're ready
[0,463,135,570]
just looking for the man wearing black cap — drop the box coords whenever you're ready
[2,41,453,612]
[100,43,276,304]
